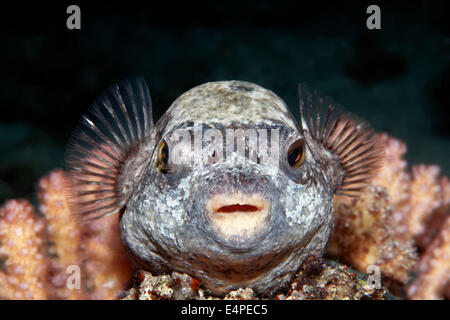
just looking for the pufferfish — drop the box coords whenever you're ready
[65,78,384,296]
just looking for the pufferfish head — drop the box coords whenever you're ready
[65,78,384,296]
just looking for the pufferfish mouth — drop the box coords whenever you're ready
[205,193,270,242]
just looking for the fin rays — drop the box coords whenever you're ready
[298,84,385,197]
[65,77,153,221]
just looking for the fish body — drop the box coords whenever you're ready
[66,79,384,296]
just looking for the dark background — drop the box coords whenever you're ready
[0,1,449,204]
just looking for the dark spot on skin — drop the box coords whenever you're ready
[229,83,255,92]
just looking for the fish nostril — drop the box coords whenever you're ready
[216,204,259,213]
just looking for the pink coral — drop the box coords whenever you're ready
[372,135,447,243]
[38,169,86,299]
[330,134,449,299]
[329,185,418,286]
[0,170,134,300]
[82,213,133,299]
[407,216,450,300]
[0,200,48,299]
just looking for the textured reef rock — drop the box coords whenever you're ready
[0,134,448,300]
[123,257,389,300]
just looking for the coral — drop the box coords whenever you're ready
[405,165,443,239]
[82,213,133,299]
[38,169,85,299]
[122,257,389,300]
[407,216,450,300]
[329,134,450,299]
[372,135,448,244]
[0,200,48,299]
[0,170,134,300]
[371,134,410,206]
[415,176,450,251]
[328,185,418,286]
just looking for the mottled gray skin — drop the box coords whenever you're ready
[120,81,337,296]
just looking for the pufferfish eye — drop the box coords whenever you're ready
[287,139,306,169]
[156,139,169,173]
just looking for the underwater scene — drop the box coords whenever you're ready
[0,1,448,302]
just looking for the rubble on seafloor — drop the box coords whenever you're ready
[122,256,390,300]
[0,134,448,300]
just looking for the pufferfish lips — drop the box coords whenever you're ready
[205,192,270,243]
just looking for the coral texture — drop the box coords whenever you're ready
[328,185,418,286]
[0,200,48,299]
[328,134,449,299]
[82,214,134,299]
[38,170,85,299]
[407,216,450,300]
[0,170,133,300]
[372,135,448,245]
